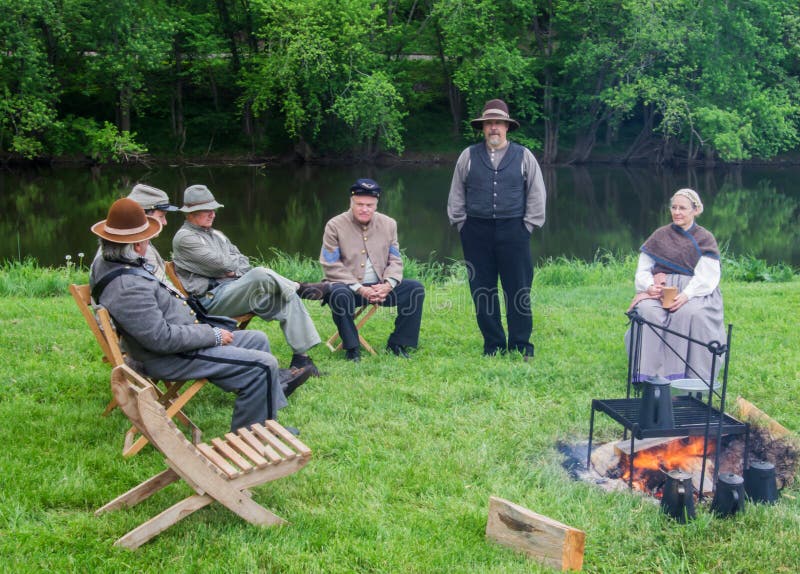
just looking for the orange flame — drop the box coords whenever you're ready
[621,437,715,492]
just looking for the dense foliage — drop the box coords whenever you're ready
[2,0,799,163]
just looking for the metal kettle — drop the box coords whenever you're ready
[711,473,746,517]
[638,376,674,430]
[660,470,696,523]
[744,460,780,504]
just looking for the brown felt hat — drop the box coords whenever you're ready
[91,198,162,243]
[470,98,520,131]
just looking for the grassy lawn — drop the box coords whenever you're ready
[0,263,798,572]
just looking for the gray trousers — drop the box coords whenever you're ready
[142,330,287,432]
[203,267,321,354]
[627,274,725,383]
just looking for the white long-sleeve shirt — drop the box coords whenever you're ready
[634,252,720,299]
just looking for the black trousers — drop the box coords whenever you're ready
[460,216,534,355]
[327,280,425,351]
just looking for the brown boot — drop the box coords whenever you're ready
[296,281,330,301]
[278,365,314,397]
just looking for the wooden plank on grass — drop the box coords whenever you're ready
[735,397,793,440]
[486,496,585,571]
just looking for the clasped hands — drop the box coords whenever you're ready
[358,282,392,304]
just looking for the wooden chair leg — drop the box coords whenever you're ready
[114,494,214,550]
[102,397,118,417]
[325,304,379,355]
[96,468,180,515]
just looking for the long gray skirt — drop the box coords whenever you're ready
[627,274,726,383]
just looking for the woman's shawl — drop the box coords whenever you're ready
[640,223,719,276]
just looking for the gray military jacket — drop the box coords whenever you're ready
[172,221,251,296]
[89,255,217,362]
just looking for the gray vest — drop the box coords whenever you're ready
[465,142,526,219]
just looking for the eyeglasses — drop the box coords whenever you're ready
[670,204,692,213]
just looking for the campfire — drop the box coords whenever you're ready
[582,435,722,498]
[561,423,798,502]
[609,436,717,497]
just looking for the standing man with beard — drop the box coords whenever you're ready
[447,99,546,359]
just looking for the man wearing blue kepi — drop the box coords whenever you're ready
[320,178,425,362]
[447,98,546,360]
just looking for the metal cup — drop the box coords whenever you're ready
[744,460,779,504]
[661,470,696,523]
[711,473,746,517]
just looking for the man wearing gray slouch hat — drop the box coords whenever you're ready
[126,183,179,286]
[172,184,327,374]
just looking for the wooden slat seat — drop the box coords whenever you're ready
[97,365,312,549]
[70,283,205,456]
[164,261,255,329]
[325,303,379,356]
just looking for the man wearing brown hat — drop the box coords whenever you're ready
[172,185,325,374]
[447,99,546,359]
[320,178,425,362]
[126,183,178,285]
[88,198,311,433]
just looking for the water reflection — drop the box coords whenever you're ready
[1,163,797,267]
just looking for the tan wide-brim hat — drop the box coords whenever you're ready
[470,98,520,131]
[91,198,162,243]
[180,184,224,212]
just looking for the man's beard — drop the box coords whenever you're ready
[487,134,503,148]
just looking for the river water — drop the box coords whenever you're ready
[1,162,798,268]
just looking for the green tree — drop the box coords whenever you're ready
[332,71,407,156]
[243,0,387,156]
[0,0,65,158]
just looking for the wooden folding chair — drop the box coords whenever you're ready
[70,283,205,457]
[165,261,255,329]
[324,303,379,356]
[97,365,312,549]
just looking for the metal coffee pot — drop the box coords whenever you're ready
[711,473,746,517]
[660,470,696,523]
[638,376,674,430]
[744,460,779,504]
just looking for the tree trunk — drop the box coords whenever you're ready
[622,104,655,163]
[434,25,462,136]
[118,86,131,133]
[531,7,558,164]
[541,71,559,164]
[172,40,185,154]
[215,0,241,71]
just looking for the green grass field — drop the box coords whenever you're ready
[0,257,798,573]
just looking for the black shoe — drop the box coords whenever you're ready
[278,365,313,397]
[523,346,534,362]
[283,425,300,437]
[290,354,321,376]
[386,343,410,358]
[345,348,361,362]
[297,281,330,301]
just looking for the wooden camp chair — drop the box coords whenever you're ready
[97,364,312,549]
[325,303,380,356]
[70,283,205,457]
[165,261,255,329]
